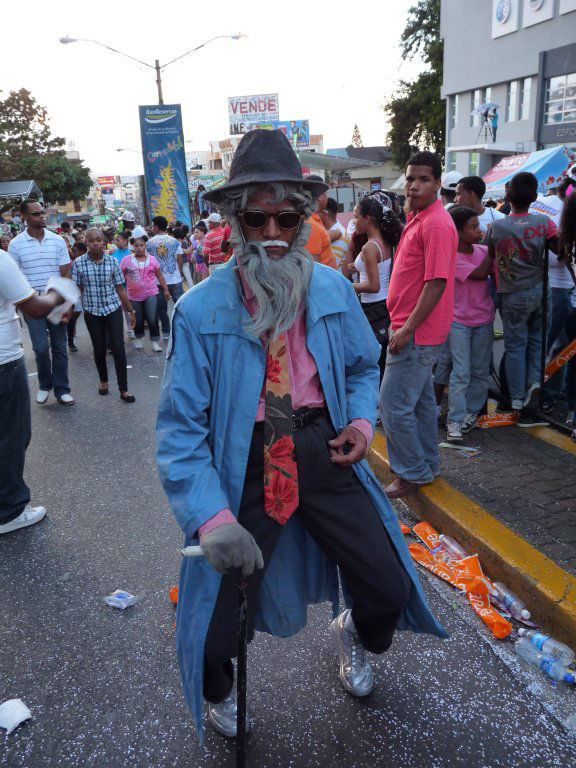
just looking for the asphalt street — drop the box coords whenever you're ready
[1,322,575,768]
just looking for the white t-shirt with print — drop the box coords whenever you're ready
[477,206,505,235]
[0,251,34,364]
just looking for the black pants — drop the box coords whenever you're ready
[84,307,128,392]
[203,415,411,703]
[67,312,81,345]
[361,299,390,384]
[0,358,32,524]
[133,295,160,340]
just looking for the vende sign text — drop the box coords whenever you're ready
[228,93,279,135]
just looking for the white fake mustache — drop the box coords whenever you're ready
[261,240,290,249]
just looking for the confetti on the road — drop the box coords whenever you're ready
[149,375,159,378]
[28,372,38,377]
[126,365,133,369]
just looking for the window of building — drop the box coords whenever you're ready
[544,73,576,125]
[449,94,459,130]
[518,78,531,121]
[469,152,479,175]
[483,86,492,105]
[446,152,456,172]
[506,81,518,122]
[471,89,481,127]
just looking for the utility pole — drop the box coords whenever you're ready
[155,60,164,105]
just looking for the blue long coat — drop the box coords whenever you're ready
[156,257,446,739]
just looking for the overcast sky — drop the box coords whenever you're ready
[1,0,424,177]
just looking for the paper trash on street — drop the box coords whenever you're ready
[0,699,32,735]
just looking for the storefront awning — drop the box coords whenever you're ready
[483,145,575,198]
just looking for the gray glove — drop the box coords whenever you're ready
[199,522,264,576]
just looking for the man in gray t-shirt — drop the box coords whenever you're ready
[484,212,557,293]
[483,172,558,421]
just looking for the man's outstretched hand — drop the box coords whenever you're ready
[200,521,264,576]
[328,426,367,467]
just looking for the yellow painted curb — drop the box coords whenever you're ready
[368,432,576,645]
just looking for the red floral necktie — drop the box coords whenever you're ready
[263,334,299,524]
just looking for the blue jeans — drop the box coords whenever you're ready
[380,337,441,484]
[157,281,184,337]
[500,284,547,403]
[447,322,493,423]
[0,357,31,523]
[24,316,70,397]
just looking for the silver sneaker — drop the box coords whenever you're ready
[207,691,251,738]
[330,609,373,697]
[0,505,46,535]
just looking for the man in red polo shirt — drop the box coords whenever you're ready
[380,151,457,499]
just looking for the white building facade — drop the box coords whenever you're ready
[441,0,576,176]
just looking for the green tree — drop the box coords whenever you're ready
[19,154,92,206]
[384,0,445,168]
[0,88,92,204]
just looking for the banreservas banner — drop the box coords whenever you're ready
[139,104,191,227]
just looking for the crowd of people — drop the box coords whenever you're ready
[1,125,576,744]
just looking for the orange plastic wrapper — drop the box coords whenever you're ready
[400,523,412,535]
[467,592,512,639]
[408,543,512,639]
[477,412,518,429]
[412,521,442,551]
[169,585,179,605]
[408,543,489,595]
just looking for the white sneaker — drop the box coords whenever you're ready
[127,330,135,339]
[57,393,75,406]
[151,341,162,353]
[134,339,144,349]
[36,389,49,404]
[446,421,463,442]
[0,505,46,535]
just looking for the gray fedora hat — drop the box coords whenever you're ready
[202,129,328,203]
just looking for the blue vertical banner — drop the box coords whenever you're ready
[139,104,191,227]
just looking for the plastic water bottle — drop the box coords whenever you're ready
[517,629,574,666]
[493,582,531,621]
[438,535,469,560]
[515,638,575,684]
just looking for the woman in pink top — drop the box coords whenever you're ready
[120,235,171,353]
[446,206,496,442]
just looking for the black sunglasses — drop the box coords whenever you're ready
[239,210,303,231]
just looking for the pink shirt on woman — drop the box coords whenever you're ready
[453,245,495,327]
[120,254,160,301]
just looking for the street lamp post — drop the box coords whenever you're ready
[60,34,245,104]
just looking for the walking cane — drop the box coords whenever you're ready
[182,545,249,768]
[539,246,549,412]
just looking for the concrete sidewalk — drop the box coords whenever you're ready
[369,423,576,645]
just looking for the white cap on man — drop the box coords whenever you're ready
[441,170,463,192]
[207,213,222,223]
[121,210,135,222]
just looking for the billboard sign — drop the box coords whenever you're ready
[228,93,279,135]
[139,104,191,227]
[97,176,116,188]
[234,120,310,147]
[273,120,310,148]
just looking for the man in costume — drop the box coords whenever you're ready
[156,130,445,740]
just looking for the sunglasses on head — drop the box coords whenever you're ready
[238,210,303,230]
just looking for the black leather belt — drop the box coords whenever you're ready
[292,407,327,431]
